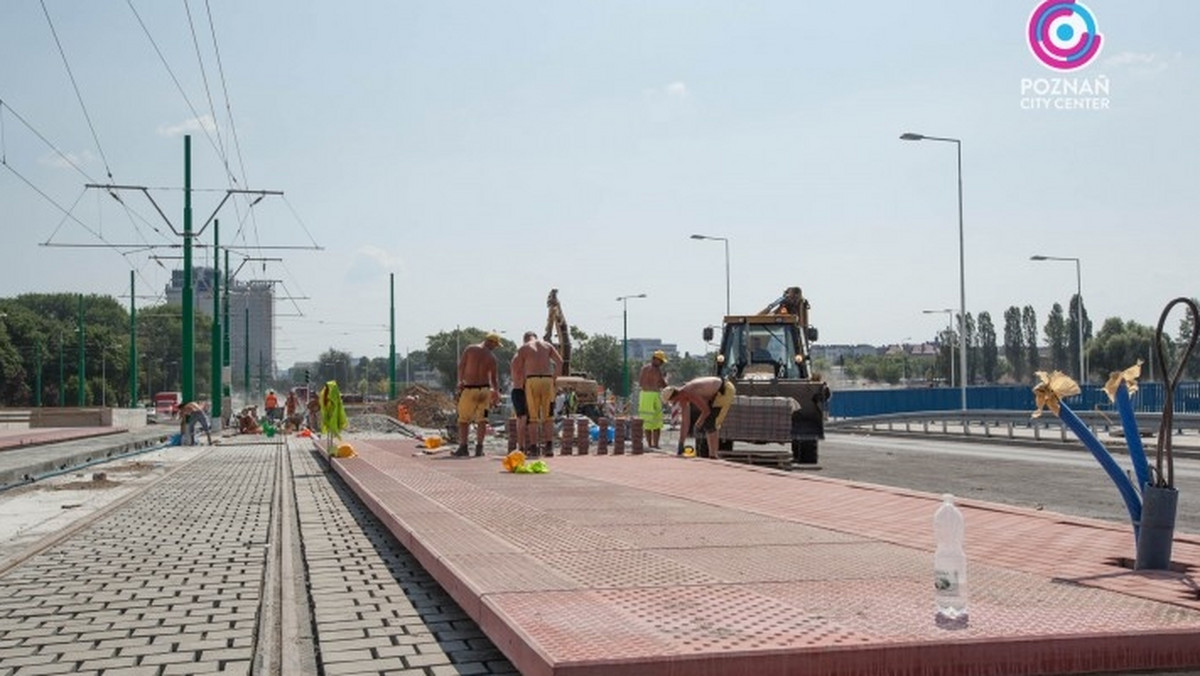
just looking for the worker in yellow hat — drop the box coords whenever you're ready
[455,332,502,457]
[661,376,736,458]
[637,350,670,449]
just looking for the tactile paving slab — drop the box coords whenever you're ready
[336,438,1200,676]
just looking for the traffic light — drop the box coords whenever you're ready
[304,369,310,384]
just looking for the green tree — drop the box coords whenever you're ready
[846,354,905,385]
[1176,298,1200,379]
[424,328,516,391]
[1068,294,1092,380]
[1088,317,1154,379]
[963,312,976,385]
[978,311,997,383]
[670,352,712,383]
[0,321,28,404]
[1003,306,1024,382]
[316,349,354,387]
[137,304,212,402]
[1044,303,1068,373]
[932,327,954,385]
[1023,306,1039,377]
[571,333,622,394]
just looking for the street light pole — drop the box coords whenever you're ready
[690,234,730,316]
[1031,255,1085,382]
[616,293,648,403]
[923,309,955,389]
[901,132,967,410]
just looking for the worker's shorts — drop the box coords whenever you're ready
[511,389,528,418]
[457,386,491,423]
[525,376,554,423]
[638,391,664,430]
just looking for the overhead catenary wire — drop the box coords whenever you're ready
[0,99,97,183]
[40,0,114,181]
[0,99,174,263]
[125,0,235,185]
[184,0,227,167]
[204,0,261,252]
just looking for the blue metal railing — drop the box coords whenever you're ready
[829,382,1200,418]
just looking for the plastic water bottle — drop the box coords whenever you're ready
[933,493,968,627]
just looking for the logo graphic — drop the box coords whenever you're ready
[1027,1,1103,71]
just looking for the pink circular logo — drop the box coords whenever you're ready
[1027,1,1103,71]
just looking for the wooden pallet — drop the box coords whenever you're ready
[716,447,793,469]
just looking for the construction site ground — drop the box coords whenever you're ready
[0,420,1197,675]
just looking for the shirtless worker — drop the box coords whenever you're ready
[661,376,736,458]
[456,333,502,457]
[509,332,536,454]
[178,401,213,446]
[637,350,669,449]
[511,331,562,456]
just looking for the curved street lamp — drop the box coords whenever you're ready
[689,234,730,316]
[1031,255,1085,382]
[902,132,967,409]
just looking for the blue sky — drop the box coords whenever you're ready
[2,1,1197,368]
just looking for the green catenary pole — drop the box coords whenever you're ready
[243,307,250,402]
[34,337,42,407]
[182,134,195,403]
[389,272,396,399]
[77,294,85,406]
[223,249,231,400]
[58,330,64,406]
[129,270,137,407]
[211,219,221,422]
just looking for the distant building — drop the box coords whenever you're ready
[811,344,878,363]
[166,267,275,388]
[625,338,679,363]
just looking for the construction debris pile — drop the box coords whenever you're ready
[395,385,456,429]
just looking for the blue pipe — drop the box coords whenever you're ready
[1058,401,1142,542]
[1115,383,1152,493]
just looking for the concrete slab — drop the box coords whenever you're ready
[332,437,1200,676]
[0,427,172,490]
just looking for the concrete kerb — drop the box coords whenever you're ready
[835,426,1200,461]
[0,428,172,491]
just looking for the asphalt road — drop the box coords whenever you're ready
[812,432,1200,536]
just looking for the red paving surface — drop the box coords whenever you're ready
[332,438,1200,676]
[0,426,123,451]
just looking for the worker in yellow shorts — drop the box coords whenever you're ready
[661,376,736,458]
[511,330,563,456]
[637,350,669,449]
[456,333,502,457]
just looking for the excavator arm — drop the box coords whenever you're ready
[544,288,571,374]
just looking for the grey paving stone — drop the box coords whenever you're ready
[430,663,492,676]
[404,651,453,668]
[162,661,222,675]
[8,664,82,676]
[138,650,197,666]
[0,448,275,675]
[48,647,117,663]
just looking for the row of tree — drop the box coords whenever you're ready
[1,292,1196,407]
[851,295,1198,386]
[294,326,714,398]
